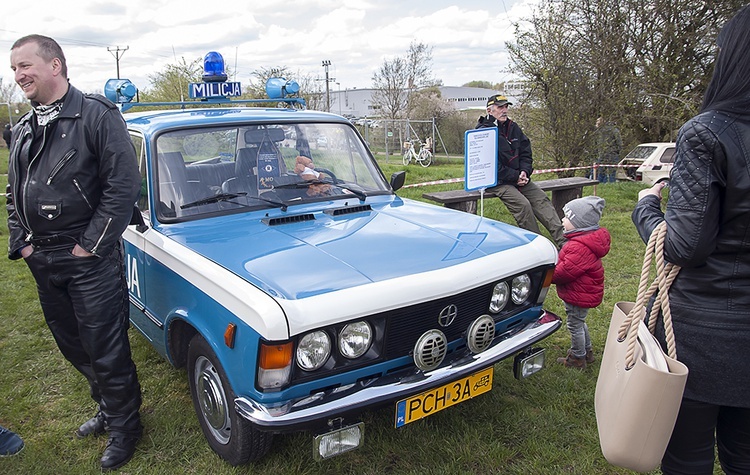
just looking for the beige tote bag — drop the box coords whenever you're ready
[594,221,689,473]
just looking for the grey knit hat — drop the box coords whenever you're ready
[563,196,605,229]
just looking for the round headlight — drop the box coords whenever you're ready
[296,331,331,371]
[489,281,509,313]
[339,321,373,359]
[512,274,532,304]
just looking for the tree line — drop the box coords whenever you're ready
[506,0,746,170]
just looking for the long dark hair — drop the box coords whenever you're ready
[701,5,750,113]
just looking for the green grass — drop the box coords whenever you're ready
[0,148,715,474]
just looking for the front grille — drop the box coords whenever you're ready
[381,267,548,359]
[385,284,492,358]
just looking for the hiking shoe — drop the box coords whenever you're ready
[557,350,587,369]
[585,348,595,365]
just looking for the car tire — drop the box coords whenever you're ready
[187,333,273,465]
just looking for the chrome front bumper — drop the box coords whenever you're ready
[236,310,561,431]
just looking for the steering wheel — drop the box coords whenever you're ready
[314,168,339,184]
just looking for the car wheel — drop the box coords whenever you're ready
[187,333,273,465]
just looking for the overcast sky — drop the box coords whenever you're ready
[1,0,537,98]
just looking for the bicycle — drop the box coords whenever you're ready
[402,140,433,167]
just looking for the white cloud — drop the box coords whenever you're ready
[1,0,538,96]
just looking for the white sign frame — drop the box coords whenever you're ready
[464,128,498,216]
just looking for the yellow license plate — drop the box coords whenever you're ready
[394,367,494,428]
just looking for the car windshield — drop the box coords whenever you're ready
[154,122,389,221]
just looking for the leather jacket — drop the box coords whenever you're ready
[6,86,140,260]
[476,115,533,185]
[632,109,750,407]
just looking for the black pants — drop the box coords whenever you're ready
[25,241,142,437]
[661,398,750,475]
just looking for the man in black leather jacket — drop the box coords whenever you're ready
[6,34,142,471]
[477,94,564,247]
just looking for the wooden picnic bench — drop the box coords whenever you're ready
[422,176,599,217]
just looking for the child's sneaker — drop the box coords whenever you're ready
[585,348,595,364]
[0,425,24,457]
[557,350,587,369]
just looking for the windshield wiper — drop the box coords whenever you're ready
[247,193,290,211]
[274,180,368,201]
[181,192,248,209]
[334,183,368,200]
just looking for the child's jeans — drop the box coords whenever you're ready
[564,302,591,358]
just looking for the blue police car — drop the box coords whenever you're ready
[110,53,561,465]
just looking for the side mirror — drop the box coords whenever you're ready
[130,205,149,233]
[390,171,406,191]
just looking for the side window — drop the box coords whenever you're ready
[130,133,149,214]
[660,147,676,164]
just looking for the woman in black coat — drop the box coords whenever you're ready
[632,6,750,474]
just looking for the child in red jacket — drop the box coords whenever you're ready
[553,196,611,369]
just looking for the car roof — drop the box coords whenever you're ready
[123,106,348,135]
[633,142,675,147]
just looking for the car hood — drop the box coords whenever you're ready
[159,197,552,300]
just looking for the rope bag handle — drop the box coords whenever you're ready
[617,221,681,369]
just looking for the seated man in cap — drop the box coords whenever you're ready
[476,94,564,247]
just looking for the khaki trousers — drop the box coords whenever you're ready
[490,180,565,247]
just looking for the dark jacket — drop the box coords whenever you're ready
[476,115,533,185]
[6,86,140,259]
[595,123,622,164]
[632,109,750,408]
[552,227,611,308]
[2,125,10,147]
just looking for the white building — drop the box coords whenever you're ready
[327,86,510,118]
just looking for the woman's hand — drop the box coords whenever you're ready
[637,180,668,201]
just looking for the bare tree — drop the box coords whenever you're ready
[371,56,409,120]
[371,41,438,120]
[404,41,438,117]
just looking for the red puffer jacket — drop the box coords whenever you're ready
[552,227,611,308]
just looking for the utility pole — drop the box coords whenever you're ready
[322,60,331,112]
[108,46,129,79]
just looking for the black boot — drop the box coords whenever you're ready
[75,411,106,438]
[100,436,140,471]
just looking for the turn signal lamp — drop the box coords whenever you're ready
[224,323,237,349]
[536,267,555,304]
[266,78,300,99]
[203,51,228,83]
[104,79,137,104]
[257,342,293,390]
